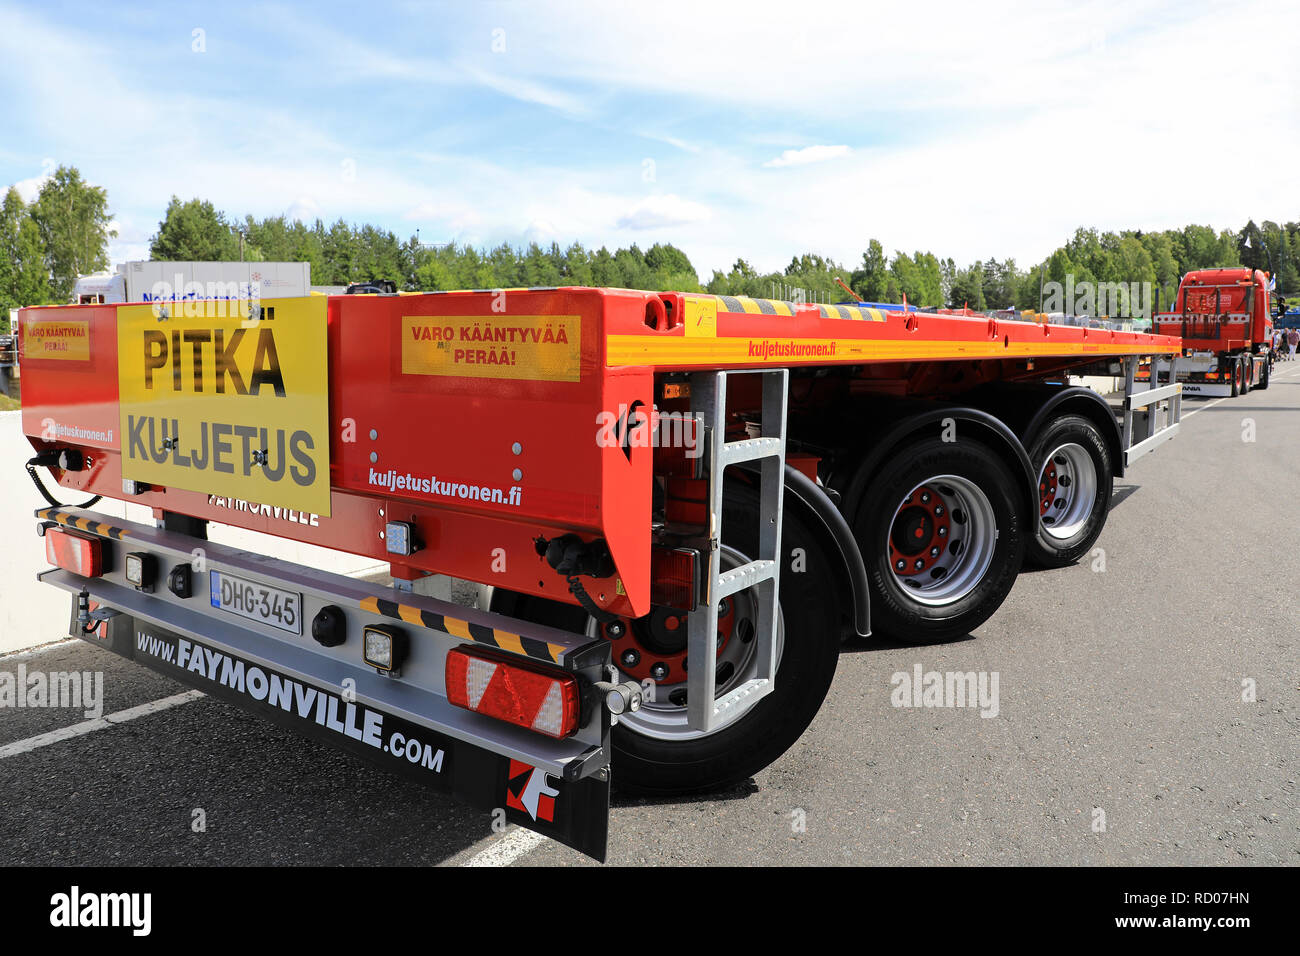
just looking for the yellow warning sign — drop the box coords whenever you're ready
[23,318,90,361]
[116,298,332,516]
[402,315,581,382]
[683,296,717,338]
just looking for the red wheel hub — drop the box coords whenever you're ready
[1039,459,1058,516]
[889,485,951,577]
[601,603,735,686]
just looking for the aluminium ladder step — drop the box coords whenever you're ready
[683,368,787,733]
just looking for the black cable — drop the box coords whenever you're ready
[25,457,101,510]
[567,575,619,624]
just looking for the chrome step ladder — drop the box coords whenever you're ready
[686,368,787,732]
[1120,355,1181,466]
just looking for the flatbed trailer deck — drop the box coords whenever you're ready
[16,287,1182,859]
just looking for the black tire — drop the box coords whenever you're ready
[1025,415,1114,568]
[1257,357,1270,390]
[493,483,842,796]
[1230,357,1241,397]
[853,436,1025,644]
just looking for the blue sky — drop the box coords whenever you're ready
[2,0,1296,278]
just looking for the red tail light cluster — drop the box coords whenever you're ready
[445,647,579,739]
[44,528,103,578]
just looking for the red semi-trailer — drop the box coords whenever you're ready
[17,288,1182,859]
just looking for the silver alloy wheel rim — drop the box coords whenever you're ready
[885,474,997,606]
[1039,442,1098,541]
[589,545,785,741]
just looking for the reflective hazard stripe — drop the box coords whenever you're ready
[35,507,128,540]
[358,595,568,664]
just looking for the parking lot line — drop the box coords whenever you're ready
[0,638,76,662]
[0,690,204,760]
[461,828,548,866]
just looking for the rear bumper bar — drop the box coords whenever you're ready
[36,506,613,860]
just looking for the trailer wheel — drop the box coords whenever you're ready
[1257,357,1270,390]
[1026,415,1113,568]
[1230,357,1242,397]
[492,483,842,795]
[854,437,1025,643]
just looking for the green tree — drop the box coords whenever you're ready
[0,187,52,317]
[150,196,238,261]
[30,166,115,299]
[849,239,889,300]
[949,263,986,310]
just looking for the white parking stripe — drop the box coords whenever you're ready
[1180,396,1229,419]
[0,638,76,662]
[0,690,204,760]
[1179,363,1300,420]
[462,828,548,866]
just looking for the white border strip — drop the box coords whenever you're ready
[0,690,204,760]
[462,828,548,866]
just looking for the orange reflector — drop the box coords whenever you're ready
[445,648,579,739]
[44,528,103,578]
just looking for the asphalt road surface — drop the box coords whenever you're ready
[2,367,1297,867]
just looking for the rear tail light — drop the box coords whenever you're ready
[651,546,700,611]
[44,528,103,577]
[445,647,579,739]
[653,412,703,478]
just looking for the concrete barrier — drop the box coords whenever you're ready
[0,411,387,654]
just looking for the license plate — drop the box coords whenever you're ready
[209,571,301,634]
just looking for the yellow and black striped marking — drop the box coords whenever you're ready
[35,507,129,540]
[817,303,888,322]
[359,595,571,665]
[710,295,887,322]
[714,294,796,316]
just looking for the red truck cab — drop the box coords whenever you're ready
[1152,267,1275,395]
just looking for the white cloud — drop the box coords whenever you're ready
[524,219,557,243]
[462,66,588,117]
[286,197,322,223]
[763,145,851,168]
[616,194,711,230]
[402,202,441,221]
[9,173,50,202]
[108,240,150,264]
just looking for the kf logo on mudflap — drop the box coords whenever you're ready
[506,760,559,823]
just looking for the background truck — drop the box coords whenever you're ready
[70,260,312,305]
[16,287,1182,859]
[1146,267,1277,396]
